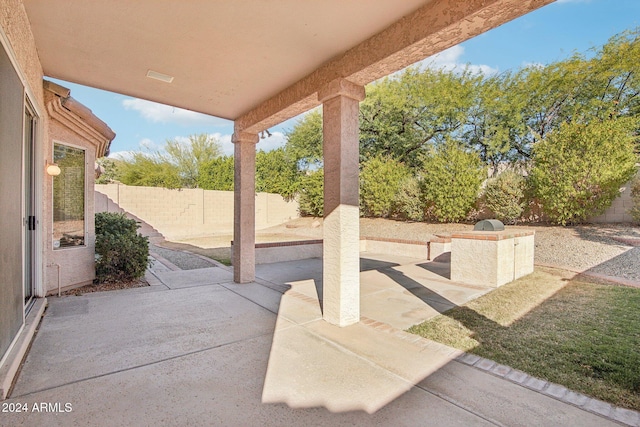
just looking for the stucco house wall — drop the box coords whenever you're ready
[43,83,115,293]
[0,0,114,397]
[0,0,47,398]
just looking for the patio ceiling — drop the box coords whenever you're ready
[24,0,553,133]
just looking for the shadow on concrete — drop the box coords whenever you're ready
[376,266,455,314]
[416,254,451,280]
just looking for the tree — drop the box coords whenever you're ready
[359,155,409,217]
[464,72,530,172]
[421,141,486,223]
[530,117,638,225]
[162,134,222,188]
[198,156,234,191]
[116,133,222,189]
[360,67,479,168]
[284,110,323,171]
[95,157,122,184]
[118,152,182,189]
[256,148,299,200]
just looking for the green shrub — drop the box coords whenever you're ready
[360,155,409,217]
[530,118,638,225]
[630,175,640,224]
[483,171,527,224]
[421,142,486,223]
[393,175,425,221]
[298,169,324,217]
[95,212,150,283]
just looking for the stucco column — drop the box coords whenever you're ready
[232,130,259,283]
[318,78,365,327]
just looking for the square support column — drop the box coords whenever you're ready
[318,78,365,327]
[232,130,259,283]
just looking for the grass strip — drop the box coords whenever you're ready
[407,268,640,410]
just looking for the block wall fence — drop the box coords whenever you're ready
[95,183,299,240]
[588,168,639,224]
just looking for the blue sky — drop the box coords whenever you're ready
[50,0,640,159]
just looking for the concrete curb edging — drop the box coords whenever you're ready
[455,352,640,427]
[535,262,640,289]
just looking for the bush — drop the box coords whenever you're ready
[421,142,486,222]
[393,175,424,221]
[360,155,409,217]
[630,175,640,224]
[298,169,324,217]
[530,118,638,225]
[483,171,527,224]
[95,212,150,283]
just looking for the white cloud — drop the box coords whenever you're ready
[122,98,231,127]
[108,150,135,161]
[138,137,157,150]
[213,133,234,156]
[414,45,498,75]
[257,131,287,153]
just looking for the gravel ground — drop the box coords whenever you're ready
[158,217,640,282]
[150,244,218,270]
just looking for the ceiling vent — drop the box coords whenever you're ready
[146,70,174,83]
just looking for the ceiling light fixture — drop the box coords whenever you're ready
[260,130,272,139]
[146,70,174,83]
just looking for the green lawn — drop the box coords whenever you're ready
[407,267,640,411]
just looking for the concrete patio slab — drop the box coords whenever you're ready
[361,288,453,330]
[11,284,274,397]
[153,267,234,289]
[3,335,493,427]
[4,254,631,426]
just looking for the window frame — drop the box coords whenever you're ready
[52,141,87,250]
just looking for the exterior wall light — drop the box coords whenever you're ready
[46,163,61,176]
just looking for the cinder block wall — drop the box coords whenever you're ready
[95,184,299,239]
[588,168,638,223]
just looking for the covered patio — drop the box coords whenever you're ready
[23,0,555,326]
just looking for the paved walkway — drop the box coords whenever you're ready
[3,251,638,426]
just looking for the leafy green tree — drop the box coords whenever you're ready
[421,141,486,223]
[530,117,638,225]
[118,152,182,189]
[256,148,299,200]
[483,170,527,224]
[162,134,222,188]
[359,155,409,217]
[198,156,234,191]
[284,110,323,171]
[464,72,530,171]
[360,67,479,168]
[298,169,324,217]
[95,157,122,184]
[116,133,222,188]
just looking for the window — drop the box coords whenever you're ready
[53,143,85,248]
